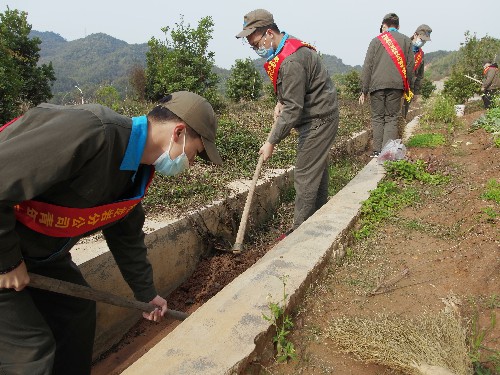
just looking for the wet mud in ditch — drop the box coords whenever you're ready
[91,153,369,375]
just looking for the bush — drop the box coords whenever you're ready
[226,58,263,102]
[420,95,458,128]
[420,77,436,100]
[332,70,361,100]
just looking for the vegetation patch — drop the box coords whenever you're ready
[263,275,297,363]
[481,179,500,204]
[407,133,446,148]
[419,95,460,132]
[327,311,471,375]
[472,107,500,134]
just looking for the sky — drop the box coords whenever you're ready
[2,0,500,70]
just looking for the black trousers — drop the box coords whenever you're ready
[482,89,499,109]
[0,254,96,375]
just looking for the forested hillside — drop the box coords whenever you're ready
[32,31,365,102]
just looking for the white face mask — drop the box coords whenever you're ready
[413,38,425,48]
[153,131,189,176]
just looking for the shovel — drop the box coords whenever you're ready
[28,272,189,321]
[232,118,278,254]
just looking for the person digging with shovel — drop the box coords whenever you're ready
[0,91,223,375]
[236,9,339,240]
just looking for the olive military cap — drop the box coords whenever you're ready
[415,24,432,41]
[235,9,274,38]
[162,91,223,165]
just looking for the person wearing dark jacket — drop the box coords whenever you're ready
[0,91,222,375]
[236,9,339,236]
[481,59,500,109]
[403,24,432,118]
[359,13,414,156]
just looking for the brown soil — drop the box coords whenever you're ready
[91,200,295,375]
[250,111,500,375]
[92,110,499,375]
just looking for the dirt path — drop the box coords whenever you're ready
[251,111,499,375]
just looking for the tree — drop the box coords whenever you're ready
[145,16,220,107]
[95,85,121,111]
[226,58,263,102]
[0,7,55,123]
[129,64,146,101]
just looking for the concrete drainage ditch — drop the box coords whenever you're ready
[79,114,419,374]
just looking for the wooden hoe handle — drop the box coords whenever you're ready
[232,154,265,253]
[28,272,189,321]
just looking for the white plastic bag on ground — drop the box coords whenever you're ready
[378,139,406,164]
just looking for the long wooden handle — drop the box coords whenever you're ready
[232,118,278,253]
[232,154,265,253]
[28,272,189,321]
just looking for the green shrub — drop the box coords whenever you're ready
[420,77,436,100]
[226,58,263,102]
[420,95,459,130]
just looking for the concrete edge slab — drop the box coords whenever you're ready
[121,159,386,375]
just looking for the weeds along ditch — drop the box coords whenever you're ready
[91,98,370,374]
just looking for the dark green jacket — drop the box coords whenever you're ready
[482,64,500,91]
[269,43,338,145]
[361,31,415,94]
[0,104,157,302]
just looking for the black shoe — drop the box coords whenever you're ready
[370,151,380,158]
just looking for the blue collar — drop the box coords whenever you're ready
[413,45,421,53]
[120,115,148,172]
[267,32,289,61]
[387,27,398,32]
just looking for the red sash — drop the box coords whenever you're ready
[484,66,497,75]
[414,49,424,72]
[2,117,154,237]
[377,32,413,102]
[264,38,316,92]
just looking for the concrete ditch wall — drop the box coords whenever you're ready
[73,129,371,359]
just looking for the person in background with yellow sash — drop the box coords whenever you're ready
[0,91,223,375]
[236,9,339,239]
[359,13,414,157]
[403,24,432,118]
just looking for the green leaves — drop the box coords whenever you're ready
[226,58,263,102]
[145,16,220,109]
[0,7,55,122]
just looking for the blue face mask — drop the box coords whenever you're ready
[255,36,275,58]
[153,132,189,176]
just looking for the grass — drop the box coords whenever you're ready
[481,179,500,204]
[327,311,472,375]
[406,133,446,148]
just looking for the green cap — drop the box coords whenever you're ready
[236,9,274,38]
[162,91,223,165]
[415,24,432,41]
